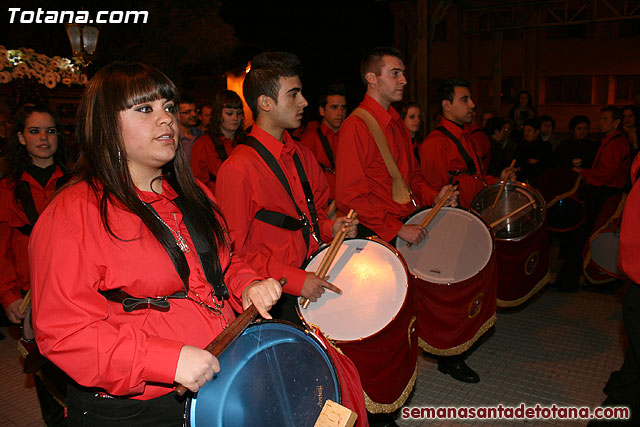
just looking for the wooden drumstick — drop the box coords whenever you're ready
[175,277,288,397]
[490,199,535,228]
[327,200,337,219]
[491,159,517,208]
[18,290,31,315]
[406,185,457,248]
[300,209,356,309]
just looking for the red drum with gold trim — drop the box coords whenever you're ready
[396,207,497,356]
[297,237,417,414]
[584,193,627,284]
[472,181,550,307]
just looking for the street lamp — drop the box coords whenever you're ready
[65,23,99,66]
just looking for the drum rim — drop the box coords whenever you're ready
[297,236,411,343]
[185,319,342,425]
[397,205,496,284]
[471,181,547,242]
[546,197,586,233]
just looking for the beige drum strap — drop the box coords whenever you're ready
[351,108,415,206]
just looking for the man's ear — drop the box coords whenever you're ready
[441,100,451,113]
[257,95,272,113]
[318,105,325,117]
[365,72,377,86]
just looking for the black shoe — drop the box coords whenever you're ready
[437,358,480,383]
[581,281,621,295]
[549,281,579,293]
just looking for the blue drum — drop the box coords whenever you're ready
[186,321,341,427]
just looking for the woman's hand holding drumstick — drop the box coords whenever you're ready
[406,185,458,248]
[492,159,517,208]
[175,278,287,396]
[300,209,357,309]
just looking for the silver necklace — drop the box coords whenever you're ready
[149,210,190,253]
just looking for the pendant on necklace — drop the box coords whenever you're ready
[176,234,190,253]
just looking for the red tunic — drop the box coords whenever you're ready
[620,152,640,284]
[467,123,491,176]
[300,121,338,200]
[335,94,437,242]
[190,134,237,195]
[420,117,497,209]
[30,179,259,400]
[215,125,334,296]
[579,130,631,189]
[0,167,64,309]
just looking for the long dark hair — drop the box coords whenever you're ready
[206,90,245,156]
[74,61,226,288]
[4,104,68,183]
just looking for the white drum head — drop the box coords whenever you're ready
[299,238,408,342]
[396,207,493,284]
[591,232,623,276]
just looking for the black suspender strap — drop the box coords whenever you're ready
[316,127,335,171]
[102,196,231,312]
[174,197,230,300]
[246,136,320,250]
[14,181,39,236]
[215,142,229,163]
[437,126,478,176]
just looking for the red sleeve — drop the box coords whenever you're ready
[215,157,307,296]
[30,213,184,395]
[335,119,404,242]
[620,181,640,283]
[409,151,438,206]
[0,222,21,309]
[580,139,629,187]
[190,136,218,195]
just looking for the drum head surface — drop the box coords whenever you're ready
[471,181,546,241]
[547,198,585,232]
[396,207,493,284]
[300,238,408,342]
[591,232,623,276]
[187,322,340,427]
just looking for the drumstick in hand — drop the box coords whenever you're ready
[407,185,457,248]
[491,159,517,208]
[301,209,356,309]
[175,277,288,397]
[18,290,31,315]
[490,199,535,228]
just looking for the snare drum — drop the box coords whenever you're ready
[472,182,550,307]
[298,238,417,413]
[396,207,497,356]
[186,321,340,427]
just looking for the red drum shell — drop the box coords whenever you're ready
[495,227,550,306]
[298,238,417,413]
[396,207,497,356]
[414,255,497,355]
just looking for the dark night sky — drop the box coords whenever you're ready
[1,1,396,113]
[217,0,396,114]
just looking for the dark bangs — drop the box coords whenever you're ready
[112,63,179,111]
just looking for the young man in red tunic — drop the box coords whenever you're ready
[420,77,513,210]
[335,47,455,246]
[299,83,347,201]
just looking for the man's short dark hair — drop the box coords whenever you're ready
[601,105,622,124]
[243,51,302,119]
[360,46,403,85]
[319,83,346,108]
[436,77,470,113]
[180,96,196,106]
[568,115,590,132]
[485,117,506,137]
[538,115,555,130]
[523,118,539,130]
